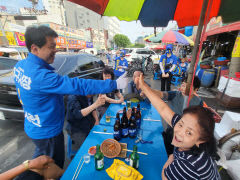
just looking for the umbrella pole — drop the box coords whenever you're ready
[186,0,212,105]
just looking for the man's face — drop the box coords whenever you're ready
[32,36,57,64]
[179,82,187,95]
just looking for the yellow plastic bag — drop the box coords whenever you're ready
[106,159,143,180]
[130,98,140,103]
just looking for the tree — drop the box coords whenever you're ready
[113,34,131,48]
[128,43,145,48]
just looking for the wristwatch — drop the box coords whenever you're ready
[23,160,30,170]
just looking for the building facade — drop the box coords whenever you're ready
[64,0,120,49]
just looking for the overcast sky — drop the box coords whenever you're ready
[120,20,178,43]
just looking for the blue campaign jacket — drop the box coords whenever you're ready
[14,53,117,139]
[114,57,128,77]
[159,53,178,72]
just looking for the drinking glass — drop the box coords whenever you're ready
[105,111,111,123]
[127,101,131,109]
[84,154,90,164]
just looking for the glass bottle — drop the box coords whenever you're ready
[135,103,141,129]
[114,113,121,141]
[129,145,139,169]
[121,107,128,138]
[94,144,104,170]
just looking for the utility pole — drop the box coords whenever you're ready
[186,0,210,96]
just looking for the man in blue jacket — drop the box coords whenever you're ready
[14,25,127,168]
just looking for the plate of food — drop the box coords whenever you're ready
[100,139,121,158]
[88,146,96,156]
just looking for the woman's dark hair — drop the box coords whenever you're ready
[183,106,218,159]
[25,25,58,52]
[101,67,114,80]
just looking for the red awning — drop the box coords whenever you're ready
[203,21,240,40]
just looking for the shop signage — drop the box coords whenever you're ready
[15,32,26,46]
[86,42,93,48]
[207,16,222,31]
[232,32,240,58]
[5,31,17,46]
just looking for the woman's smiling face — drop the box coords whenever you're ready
[171,113,204,151]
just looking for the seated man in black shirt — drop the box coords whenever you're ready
[66,95,105,152]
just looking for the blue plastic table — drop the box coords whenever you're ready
[100,101,163,132]
[61,125,168,180]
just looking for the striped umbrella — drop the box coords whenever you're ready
[148,30,194,45]
[68,0,240,27]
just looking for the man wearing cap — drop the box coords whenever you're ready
[159,44,178,91]
[114,53,128,79]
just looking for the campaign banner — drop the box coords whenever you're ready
[15,32,25,46]
[68,39,86,49]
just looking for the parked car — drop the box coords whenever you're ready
[0,54,105,121]
[125,48,160,64]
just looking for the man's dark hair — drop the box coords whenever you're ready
[183,76,201,90]
[101,67,114,80]
[183,106,218,159]
[133,68,144,75]
[25,25,58,52]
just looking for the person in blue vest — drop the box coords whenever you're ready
[159,44,178,91]
[114,52,128,78]
[13,25,128,168]
[179,54,189,78]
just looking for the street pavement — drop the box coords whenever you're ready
[0,72,239,178]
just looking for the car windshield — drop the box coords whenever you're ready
[51,54,101,76]
[0,58,18,71]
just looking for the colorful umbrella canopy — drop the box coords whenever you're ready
[148,30,194,46]
[68,0,240,27]
[152,44,166,50]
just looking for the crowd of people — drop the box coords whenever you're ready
[0,25,221,180]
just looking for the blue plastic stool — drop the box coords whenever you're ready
[67,134,78,159]
[171,76,182,86]
[153,72,161,80]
